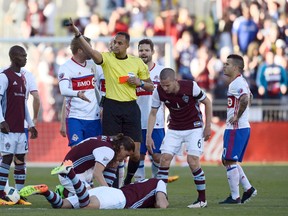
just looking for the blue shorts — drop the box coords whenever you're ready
[66,118,102,147]
[140,129,165,155]
[222,128,250,162]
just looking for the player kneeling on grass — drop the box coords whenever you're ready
[20,160,168,209]
[54,133,135,198]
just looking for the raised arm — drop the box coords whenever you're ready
[68,18,103,64]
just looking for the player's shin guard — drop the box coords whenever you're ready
[226,165,240,200]
[237,164,252,191]
[44,190,63,208]
[0,163,10,197]
[69,170,90,207]
[103,167,117,187]
[151,161,159,178]
[192,168,206,202]
[14,163,26,191]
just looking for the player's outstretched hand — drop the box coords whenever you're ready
[29,127,38,139]
[0,121,10,134]
[77,91,91,103]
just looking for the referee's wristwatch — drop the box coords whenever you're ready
[139,80,145,88]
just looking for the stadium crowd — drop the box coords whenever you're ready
[0,0,287,122]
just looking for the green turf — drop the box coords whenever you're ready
[1,165,287,216]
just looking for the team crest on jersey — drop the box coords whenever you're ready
[58,73,64,79]
[72,134,79,141]
[182,95,189,103]
[5,143,11,151]
[238,88,243,94]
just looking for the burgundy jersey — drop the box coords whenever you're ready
[64,136,114,173]
[2,69,26,132]
[157,80,204,130]
[121,178,161,208]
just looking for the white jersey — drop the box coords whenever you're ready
[226,75,250,129]
[58,58,101,120]
[136,63,165,129]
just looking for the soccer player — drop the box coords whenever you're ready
[146,68,212,208]
[219,54,257,204]
[58,36,102,147]
[1,67,40,205]
[134,39,178,183]
[0,45,38,205]
[20,160,169,209]
[67,18,154,187]
[53,134,135,198]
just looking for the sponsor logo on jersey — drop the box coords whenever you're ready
[72,75,95,90]
[5,142,11,151]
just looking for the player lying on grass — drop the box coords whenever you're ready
[20,160,169,209]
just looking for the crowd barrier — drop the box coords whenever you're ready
[27,121,288,165]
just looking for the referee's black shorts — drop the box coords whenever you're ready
[102,98,142,142]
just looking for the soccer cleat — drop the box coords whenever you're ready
[17,196,32,205]
[187,200,207,208]
[219,195,241,204]
[167,175,179,183]
[20,184,48,197]
[0,195,15,205]
[55,185,65,199]
[51,160,73,175]
[241,186,257,203]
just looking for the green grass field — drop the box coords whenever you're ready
[1,165,287,216]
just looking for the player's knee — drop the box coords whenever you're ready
[14,154,26,164]
[1,154,14,165]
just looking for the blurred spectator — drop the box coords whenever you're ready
[128,0,154,37]
[24,0,46,37]
[190,45,212,92]
[175,30,197,80]
[232,3,258,54]
[274,39,287,70]
[256,50,287,99]
[108,7,130,35]
[84,13,109,38]
[259,21,279,56]
[4,0,27,36]
[42,0,57,36]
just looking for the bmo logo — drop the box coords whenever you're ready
[72,75,95,90]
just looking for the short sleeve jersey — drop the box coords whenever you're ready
[101,52,149,101]
[64,136,115,173]
[226,75,250,129]
[152,80,206,130]
[0,69,26,132]
[58,58,100,120]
